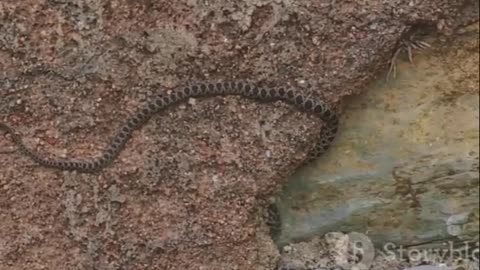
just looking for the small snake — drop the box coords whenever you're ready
[0,81,339,173]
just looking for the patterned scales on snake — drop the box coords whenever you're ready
[0,81,339,173]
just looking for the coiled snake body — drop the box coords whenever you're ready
[1,81,339,173]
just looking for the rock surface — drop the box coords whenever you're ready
[0,0,478,269]
[275,23,479,270]
[277,231,478,270]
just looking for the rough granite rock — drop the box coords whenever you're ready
[0,0,478,269]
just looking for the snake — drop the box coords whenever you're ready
[0,81,339,173]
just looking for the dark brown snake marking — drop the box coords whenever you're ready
[0,81,339,173]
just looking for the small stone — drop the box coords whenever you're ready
[282,245,292,253]
[109,185,126,203]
